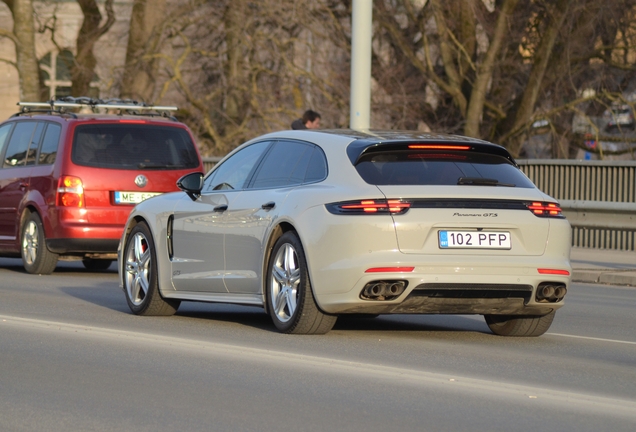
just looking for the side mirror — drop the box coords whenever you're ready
[177,172,204,201]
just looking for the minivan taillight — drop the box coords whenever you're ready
[57,176,85,207]
[527,201,563,218]
[326,199,411,215]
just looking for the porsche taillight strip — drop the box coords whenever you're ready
[327,199,563,218]
[407,199,528,210]
[326,199,411,215]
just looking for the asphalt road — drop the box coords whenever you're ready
[1,258,635,432]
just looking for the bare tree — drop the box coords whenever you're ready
[370,0,636,157]
[72,0,115,97]
[107,0,636,159]
[141,0,351,155]
[120,0,166,102]
[1,0,43,101]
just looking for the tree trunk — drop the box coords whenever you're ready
[430,0,467,115]
[72,0,115,98]
[3,0,43,101]
[507,0,570,156]
[464,0,518,138]
[120,0,166,102]
[223,0,249,125]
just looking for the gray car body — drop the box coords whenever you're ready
[118,130,572,317]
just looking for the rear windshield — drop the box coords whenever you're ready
[355,150,535,188]
[72,124,200,170]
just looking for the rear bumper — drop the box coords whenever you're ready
[46,238,119,254]
[46,213,125,254]
[312,259,571,315]
[322,293,557,316]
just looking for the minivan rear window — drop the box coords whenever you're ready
[72,124,199,170]
[355,150,535,188]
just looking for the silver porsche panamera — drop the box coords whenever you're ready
[118,130,572,336]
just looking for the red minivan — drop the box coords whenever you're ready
[0,100,204,274]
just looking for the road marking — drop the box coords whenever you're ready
[547,332,636,345]
[2,314,636,418]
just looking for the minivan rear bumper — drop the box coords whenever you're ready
[47,238,119,254]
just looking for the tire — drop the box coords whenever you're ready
[82,258,113,271]
[21,212,58,275]
[266,231,337,334]
[484,311,555,337]
[122,222,180,316]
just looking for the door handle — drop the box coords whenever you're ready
[261,201,276,210]
[213,204,228,212]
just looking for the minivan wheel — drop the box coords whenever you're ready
[21,212,58,275]
[266,231,337,334]
[82,258,113,271]
[123,222,180,316]
[484,311,556,337]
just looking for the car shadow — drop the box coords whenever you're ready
[181,311,275,331]
[175,303,492,335]
[59,283,130,313]
[0,257,117,274]
[333,314,490,334]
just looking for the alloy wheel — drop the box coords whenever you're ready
[270,243,301,323]
[125,231,151,306]
[22,220,39,265]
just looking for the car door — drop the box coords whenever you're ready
[223,140,320,294]
[0,122,41,243]
[27,122,61,213]
[0,122,15,245]
[170,141,272,293]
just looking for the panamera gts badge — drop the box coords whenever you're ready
[453,212,498,217]
[135,175,148,188]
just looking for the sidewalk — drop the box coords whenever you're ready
[570,246,636,287]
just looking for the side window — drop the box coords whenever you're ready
[3,122,36,168]
[0,123,14,161]
[203,141,271,192]
[39,123,61,165]
[304,147,328,183]
[249,140,314,189]
[26,122,45,166]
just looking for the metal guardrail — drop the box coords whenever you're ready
[202,156,636,250]
[518,160,636,250]
[560,201,636,230]
[517,159,636,202]
[557,200,636,251]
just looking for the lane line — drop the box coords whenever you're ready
[547,332,636,345]
[2,314,636,418]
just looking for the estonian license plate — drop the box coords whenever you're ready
[114,191,161,204]
[439,230,511,249]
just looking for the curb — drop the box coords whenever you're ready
[572,270,636,287]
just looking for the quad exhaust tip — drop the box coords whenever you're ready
[361,280,407,301]
[536,282,567,303]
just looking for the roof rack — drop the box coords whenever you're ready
[14,97,179,120]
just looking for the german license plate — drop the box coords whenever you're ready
[114,191,161,204]
[439,230,511,249]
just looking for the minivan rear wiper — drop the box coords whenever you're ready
[457,177,515,187]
